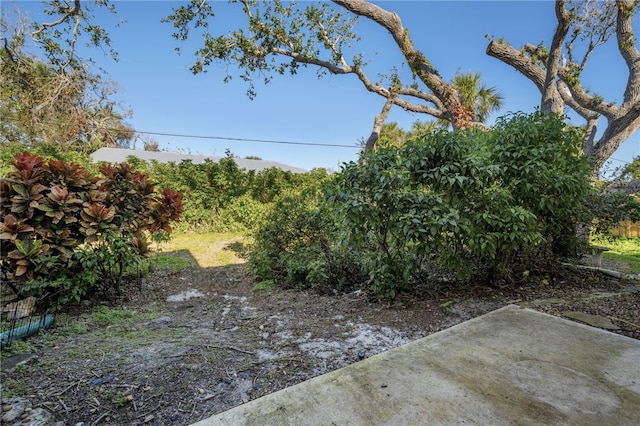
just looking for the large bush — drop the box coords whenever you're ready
[0,153,183,303]
[251,112,591,299]
[249,175,365,294]
[330,128,542,297]
[490,112,591,256]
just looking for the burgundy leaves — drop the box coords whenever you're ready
[1,153,183,285]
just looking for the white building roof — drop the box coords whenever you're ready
[90,147,307,174]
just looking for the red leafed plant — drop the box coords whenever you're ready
[1,152,183,302]
[80,203,117,242]
[149,188,185,233]
[10,152,47,182]
[97,163,157,232]
[0,214,34,241]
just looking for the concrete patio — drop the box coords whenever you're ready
[193,305,640,425]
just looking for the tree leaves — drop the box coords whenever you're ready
[327,112,588,297]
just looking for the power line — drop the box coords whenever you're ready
[135,131,638,164]
[11,119,363,149]
[608,157,635,165]
[136,130,361,149]
[8,119,637,160]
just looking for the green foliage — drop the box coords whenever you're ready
[614,156,640,181]
[585,190,640,239]
[1,152,184,304]
[164,0,360,99]
[254,280,275,291]
[252,112,591,299]
[128,153,329,233]
[220,194,270,232]
[249,184,366,293]
[491,111,591,256]
[331,128,543,297]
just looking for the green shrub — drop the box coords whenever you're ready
[220,194,270,232]
[130,154,332,233]
[249,184,366,294]
[330,128,544,298]
[255,112,590,299]
[490,111,591,256]
[338,112,590,297]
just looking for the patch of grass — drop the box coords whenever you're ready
[0,339,34,356]
[63,344,98,359]
[0,378,27,397]
[254,280,275,291]
[159,232,252,268]
[441,300,455,315]
[111,391,133,407]
[54,320,90,336]
[593,237,640,273]
[147,252,194,270]
[90,304,161,327]
[93,325,183,345]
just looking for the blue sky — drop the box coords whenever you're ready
[9,0,639,173]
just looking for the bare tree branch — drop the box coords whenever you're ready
[487,0,640,174]
[31,0,81,37]
[331,0,464,127]
[486,41,546,91]
[617,0,640,105]
[364,94,396,152]
[542,0,571,113]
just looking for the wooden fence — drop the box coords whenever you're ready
[609,220,640,238]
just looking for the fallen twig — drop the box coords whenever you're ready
[609,316,640,329]
[107,384,139,389]
[53,380,83,396]
[204,344,254,355]
[162,354,187,359]
[57,398,68,413]
[35,402,56,414]
[135,403,161,420]
[201,393,218,402]
[92,409,111,425]
[239,314,268,322]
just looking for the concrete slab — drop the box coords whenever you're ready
[192,305,640,426]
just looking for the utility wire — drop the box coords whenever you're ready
[136,130,361,149]
[4,118,362,148]
[7,119,636,161]
[608,156,635,165]
[134,130,638,165]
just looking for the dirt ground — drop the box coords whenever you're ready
[1,247,639,425]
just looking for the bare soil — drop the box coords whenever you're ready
[1,250,639,426]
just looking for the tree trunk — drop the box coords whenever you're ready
[364,95,396,152]
[486,0,640,176]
